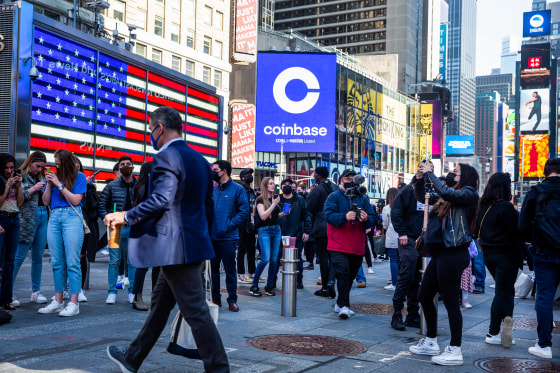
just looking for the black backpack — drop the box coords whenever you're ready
[533,184,560,251]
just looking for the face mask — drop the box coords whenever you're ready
[120,166,133,177]
[150,125,163,151]
[282,185,293,195]
[445,172,457,187]
[344,182,356,190]
[244,175,253,183]
[212,171,222,183]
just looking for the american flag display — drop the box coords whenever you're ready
[30,27,220,186]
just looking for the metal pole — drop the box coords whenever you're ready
[73,0,77,28]
[281,237,298,317]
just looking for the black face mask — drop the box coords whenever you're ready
[343,182,356,190]
[244,175,253,183]
[445,172,457,187]
[282,185,293,195]
[212,171,222,183]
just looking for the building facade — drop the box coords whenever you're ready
[475,91,500,185]
[446,0,476,136]
[476,73,514,106]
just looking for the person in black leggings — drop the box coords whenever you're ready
[409,163,479,366]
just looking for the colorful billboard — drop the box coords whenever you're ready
[503,108,516,159]
[231,104,255,168]
[419,103,432,159]
[233,0,258,62]
[255,53,336,153]
[520,42,550,89]
[520,134,549,178]
[347,78,376,139]
[446,135,474,155]
[523,10,551,37]
[519,88,549,132]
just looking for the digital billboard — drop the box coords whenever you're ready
[30,28,220,187]
[255,53,336,153]
[231,104,255,168]
[520,134,549,178]
[419,103,432,159]
[446,135,474,156]
[503,108,516,159]
[439,24,447,80]
[520,43,550,89]
[519,88,549,132]
[523,10,551,37]
[233,0,258,62]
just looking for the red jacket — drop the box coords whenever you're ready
[327,221,366,255]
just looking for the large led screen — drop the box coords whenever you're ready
[519,88,549,132]
[520,134,549,178]
[30,28,220,187]
[255,53,336,153]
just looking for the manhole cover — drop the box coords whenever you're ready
[248,334,366,356]
[475,358,560,373]
[514,318,560,334]
[351,303,407,315]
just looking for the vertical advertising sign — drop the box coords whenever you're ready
[519,88,549,132]
[503,108,516,158]
[427,100,442,156]
[439,24,448,80]
[255,53,336,153]
[520,134,549,178]
[419,103,433,159]
[233,0,258,62]
[231,104,255,168]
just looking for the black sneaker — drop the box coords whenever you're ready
[249,286,262,296]
[107,345,137,373]
[297,282,304,289]
[314,289,330,297]
[326,283,336,299]
[391,312,405,331]
[405,315,421,328]
[264,286,276,296]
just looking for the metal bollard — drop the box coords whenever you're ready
[281,236,298,317]
[420,257,437,335]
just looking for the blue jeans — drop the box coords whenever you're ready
[0,215,20,305]
[387,247,400,286]
[47,207,84,295]
[533,250,560,348]
[355,265,366,283]
[253,225,281,288]
[472,239,486,289]
[211,239,238,304]
[14,206,48,292]
[108,225,135,294]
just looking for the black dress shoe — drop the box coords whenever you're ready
[0,308,12,325]
[326,283,336,299]
[404,316,421,328]
[391,312,405,331]
[297,282,304,289]
[314,289,330,297]
[2,304,15,311]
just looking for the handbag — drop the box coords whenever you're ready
[168,260,219,359]
[415,192,430,256]
[514,271,535,299]
[67,202,91,235]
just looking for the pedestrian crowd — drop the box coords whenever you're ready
[1,108,560,371]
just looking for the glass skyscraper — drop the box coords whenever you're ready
[446,0,477,135]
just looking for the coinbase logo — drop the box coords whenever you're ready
[530,14,544,28]
[272,67,320,114]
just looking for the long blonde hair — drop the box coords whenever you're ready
[20,151,46,180]
[258,177,273,211]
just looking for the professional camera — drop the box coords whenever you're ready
[345,174,368,224]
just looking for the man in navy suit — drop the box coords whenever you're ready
[104,106,229,373]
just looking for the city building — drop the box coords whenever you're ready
[273,0,428,93]
[422,0,442,83]
[475,91,500,185]
[446,0,477,136]
[476,73,514,106]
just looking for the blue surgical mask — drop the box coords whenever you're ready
[150,126,163,151]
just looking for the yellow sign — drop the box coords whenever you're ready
[419,103,433,159]
[347,78,376,138]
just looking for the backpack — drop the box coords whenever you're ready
[533,184,560,251]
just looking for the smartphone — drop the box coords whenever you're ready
[13,169,21,176]
[45,167,53,173]
[273,194,279,199]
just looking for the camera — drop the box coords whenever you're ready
[345,174,367,224]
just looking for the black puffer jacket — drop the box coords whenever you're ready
[307,181,337,238]
[99,177,136,219]
[413,172,478,249]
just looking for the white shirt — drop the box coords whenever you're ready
[157,137,184,153]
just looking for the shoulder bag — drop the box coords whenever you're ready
[68,201,91,235]
[415,192,430,256]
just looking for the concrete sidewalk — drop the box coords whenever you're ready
[0,253,558,372]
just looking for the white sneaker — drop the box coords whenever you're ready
[78,290,88,302]
[367,267,374,274]
[123,277,130,287]
[59,302,79,317]
[38,300,65,314]
[99,249,109,256]
[30,291,47,304]
[334,304,355,316]
[490,284,496,288]
[462,301,472,309]
[528,343,552,359]
[51,291,70,301]
[128,293,134,304]
[10,296,21,307]
[485,333,516,346]
[384,284,396,291]
[338,306,350,319]
[431,346,463,366]
[409,337,440,356]
[106,293,117,304]
[238,274,248,284]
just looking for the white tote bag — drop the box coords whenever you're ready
[514,271,535,299]
[167,260,219,359]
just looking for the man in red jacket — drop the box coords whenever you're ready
[324,169,377,319]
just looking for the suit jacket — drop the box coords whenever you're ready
[127,140,215,268]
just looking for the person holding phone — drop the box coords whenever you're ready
[12,151,48,306]
[249,177,282,297]
[0,154,24,311]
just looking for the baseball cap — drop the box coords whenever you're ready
[239,168,254,178]
[340,169,357,178]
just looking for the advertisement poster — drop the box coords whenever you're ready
[419,103,433,159]
[446,135,475,156]
[234,0,258,58]
[519,134,549,178]
[503,109,516,158]
[427,100,442,156]
[231,104,256,168]
[520,42,550,89]
[255,53,336,153]
[519,88,549,132]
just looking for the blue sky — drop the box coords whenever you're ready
[476,0,533,75]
